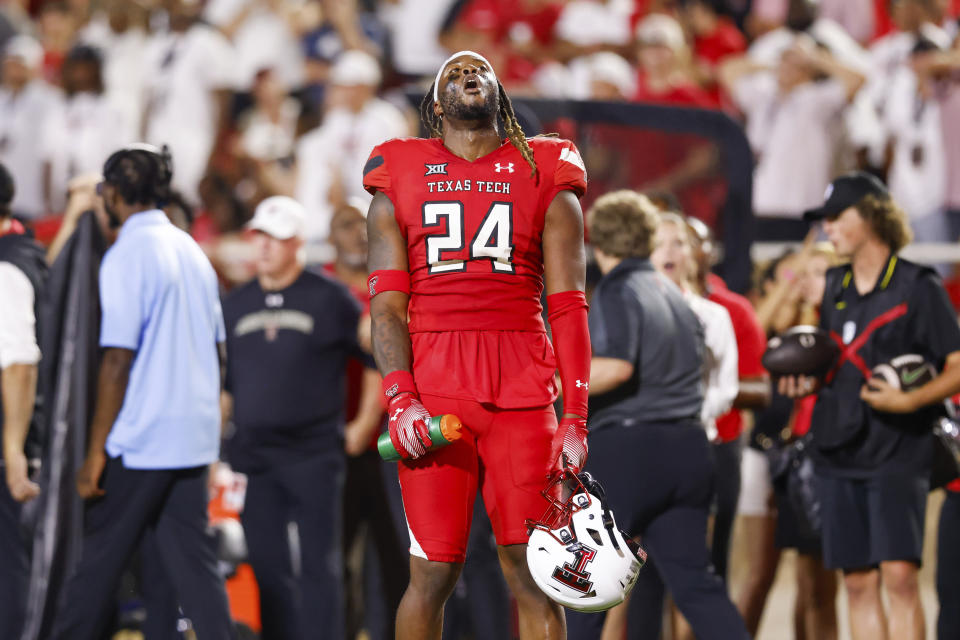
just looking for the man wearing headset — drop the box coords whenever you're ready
[50,145,234,640]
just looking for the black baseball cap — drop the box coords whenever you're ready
[803,171,889,221]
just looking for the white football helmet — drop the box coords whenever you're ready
[526,471,646,612]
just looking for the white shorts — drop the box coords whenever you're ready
[736,447,773,516]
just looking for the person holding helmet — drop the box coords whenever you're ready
[564,190,749,640]
[50,144,233,640]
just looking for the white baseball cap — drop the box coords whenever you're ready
[635,14,686,52]
[4,35,43,69]
[246,196,306,240]
[330,50,382,87]
[588,52,636,97]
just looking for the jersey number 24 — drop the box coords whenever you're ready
[423,201,514,274]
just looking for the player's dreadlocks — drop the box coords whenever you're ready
[420,80,538,179]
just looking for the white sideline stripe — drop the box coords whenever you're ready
[752,241,960,265]
[399,477,428,560]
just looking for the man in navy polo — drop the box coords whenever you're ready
[51,144,233,640]
[221,196,378,640]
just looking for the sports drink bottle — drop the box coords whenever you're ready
[377,414,463,461]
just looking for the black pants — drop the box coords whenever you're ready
[566,421,749,640]
[711,438,742,582]
[0,480,28,639]
[51,457,233,640]
[938,489,960,640]
[241,451,345,640]
[343,449,408,640]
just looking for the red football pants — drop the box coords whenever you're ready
[397,394,558,563]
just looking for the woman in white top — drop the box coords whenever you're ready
[651,212,739,438]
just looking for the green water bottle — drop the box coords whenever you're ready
[378,414,463,461]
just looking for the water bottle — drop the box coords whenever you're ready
[378,414,463,461]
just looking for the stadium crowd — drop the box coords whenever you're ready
[2,0,960,639]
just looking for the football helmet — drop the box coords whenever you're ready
[526,471,646,612]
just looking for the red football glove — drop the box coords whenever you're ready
[550,417,588,474]
[387,393,433,460]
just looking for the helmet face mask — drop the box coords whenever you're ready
[525,471,647,612]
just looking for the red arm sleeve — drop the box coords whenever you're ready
[548,290,591,417]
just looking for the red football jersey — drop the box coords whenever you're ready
[364,136,587,408]
[364,136,586,334]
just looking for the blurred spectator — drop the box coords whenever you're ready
[78,0,150,141]
[439,0,564,90]
[295,50,408,263]
[749,0,875,44]
[578,50,636,99]
[691,217,771,585]
[142,0,237,202]
[677,0,747,103]
[205,0,305,91]
[747,0,882,170]
[377,0,458,79]
[301,5,387,107]
[649,212,739,638]
[0,35,59,219]
[36,1,75,85]
[866,0,950,117]
[233,68,302,208]
[720,37,865,240]
[883,38,949,245]
[734,240,839,640]
[749,0,872,73]
[0,1,32,54]
[651,211,738,441]
[912,32,960,241]
[633,13,716,106]
[0,160,45,640]
[42,45,128,213]
[819,0,877,44]
[553,0,634,62]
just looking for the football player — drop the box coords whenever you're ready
[363,51,590,639]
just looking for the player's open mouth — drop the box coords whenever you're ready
[464,78,480,93]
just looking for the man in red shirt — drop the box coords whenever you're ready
[363,51,590,639]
